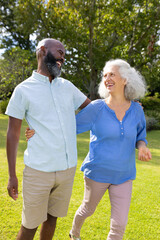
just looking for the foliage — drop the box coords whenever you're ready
[142,96,160,130]
[145,115,160,131]
[145,109,160,123]
[0,47,36,100]
[0,0,160,99]
[0,99,9,114]
[34,0,160,99]
[0,0,38,50]
[0,114,160,239]
[142,60,160,95]
[141,96,160,111]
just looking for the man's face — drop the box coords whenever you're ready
[44,51,63,78]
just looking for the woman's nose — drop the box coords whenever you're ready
[105,74,110,81]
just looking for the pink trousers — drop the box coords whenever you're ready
[71,177,132,240]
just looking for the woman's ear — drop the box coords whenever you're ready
[123,78,127,85]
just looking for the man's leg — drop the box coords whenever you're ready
[16,225,37,240]
[40,214,57,240]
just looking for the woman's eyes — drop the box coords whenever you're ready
[104,73,115,78]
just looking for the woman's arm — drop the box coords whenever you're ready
[25,127,35,141]
[76,101,98,134]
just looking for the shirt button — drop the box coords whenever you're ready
[121,133,124,135]
[121,128,123,129]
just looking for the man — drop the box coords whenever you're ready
[5,38,91,240]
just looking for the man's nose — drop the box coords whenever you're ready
[61,56,65,63]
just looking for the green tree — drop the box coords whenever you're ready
[0,47,36,100]
[0,0,41,50]
[0,0,160,99]
[34,0,160,99]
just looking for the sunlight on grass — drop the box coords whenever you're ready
[0,114,159,240]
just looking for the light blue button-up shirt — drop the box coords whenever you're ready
[5,71,87,172]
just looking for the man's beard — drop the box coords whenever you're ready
[44,51,62,78]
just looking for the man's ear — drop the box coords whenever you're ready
[40,46,47,56]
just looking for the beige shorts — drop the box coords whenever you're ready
[22,165,76,229]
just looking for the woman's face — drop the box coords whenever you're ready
[103,65,126,95]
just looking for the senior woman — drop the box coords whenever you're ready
[69,59,151,240]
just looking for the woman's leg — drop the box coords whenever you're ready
[107,180,133,240]
[71,177,110,238]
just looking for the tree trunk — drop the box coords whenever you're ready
[88,0,97,100]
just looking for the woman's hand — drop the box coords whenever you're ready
[25,127,35,141]
[138,146,152,162]
[136,140,152,161]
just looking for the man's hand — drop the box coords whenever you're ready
[138,146,152,162]
[134,100,143,109]
[25,127,35,141]
[7,176,18,200]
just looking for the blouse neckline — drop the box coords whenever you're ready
[102,99,133,122]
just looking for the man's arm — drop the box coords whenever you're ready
[79,97,91,109]
[6,116,22,200]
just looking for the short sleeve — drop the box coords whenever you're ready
[5,86,28,120]
[69,82,87,110]
[136,108,148,145]
[76,101,99,134]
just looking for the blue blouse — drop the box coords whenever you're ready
[76,99,147,184]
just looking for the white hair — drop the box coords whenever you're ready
[98,59,147,100]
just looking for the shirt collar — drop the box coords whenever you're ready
[32,70,58,83]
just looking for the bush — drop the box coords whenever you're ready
[141,97,160,111]
[0,99,9,114]
[145,110,160,124]
[141,96,160,130]
[145,115,160,131]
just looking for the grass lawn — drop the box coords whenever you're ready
[0,113,160,240]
